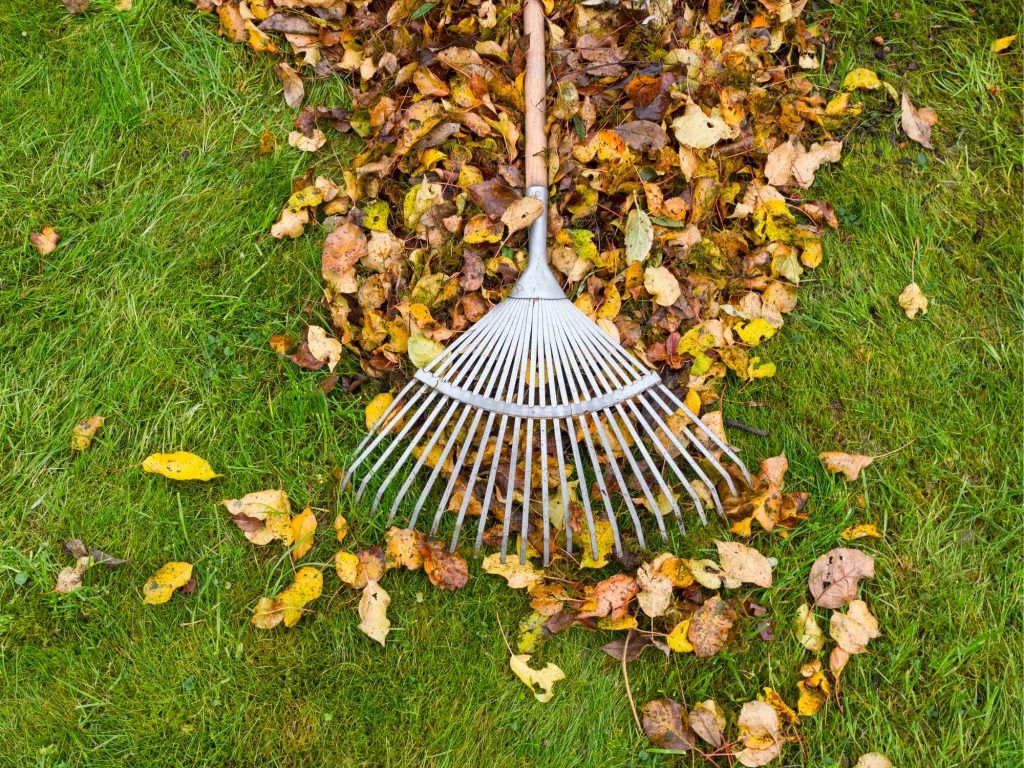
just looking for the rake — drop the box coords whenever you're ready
[341,0,753,565]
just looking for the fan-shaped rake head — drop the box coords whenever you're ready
[341,292,753,566]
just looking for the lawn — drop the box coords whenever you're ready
[0,0,1020,766]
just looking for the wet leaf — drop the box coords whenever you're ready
[290,507,316,560]
[71,416,105,452]
[809,547,875,608]
[358,580,391,645]
[510,655,565,703]
[688,595,738,658]
[143,562,193,605]
[840,524,882,541]
[418,538,468,590]
[641,699,695,752]
[142,452,221,481]
[819,451,874,481]
[898,282,929,319]
[843,67,881,91]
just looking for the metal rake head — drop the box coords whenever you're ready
[341,289,753,567]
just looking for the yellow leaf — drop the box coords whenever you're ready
[760,687,799,726]
[142,452,221,481]
[843,67,881,91]
[509,654,565,703]
[30,226,59,255]
[830,599,880,654]
[597,614,639,630]
[408,332,445,368]
[291,507,316,560]
[753,199,795,243]
[644,266,681,307]
[358,580,391,645]
[797,663,830,716]
[501,196,544,236]
[384,526,424,571]
[222,489,293,546]
[463,214,504,243]
[142,562,193,605]
[362,199,390,232]
[898,282,928,319]
[335,551,362,587]
[334,513,349,543]
[579,519,614,568]
[71,415,105,452]
[365,392,394,429]
[481,553,545,589]
[667,620,694,652]
[992,34,1017,52]
[795,602,825,652]
[841,524,882,541]
[596,283,621,320]
[275,566,323,627]
[287,185,322,211]
[736,318,776,347]
[287,129,326,152]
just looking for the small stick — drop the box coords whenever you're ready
[192,534,230,566]
[723,418,770,437]
[621,629,644,735]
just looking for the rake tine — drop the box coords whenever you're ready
[356,389,441,500]
[538,302,574,557]
[343,380,424,490]
[432,407,484,537]
[399,403,473,529]
[518,302,545,564]
[500,416,522,563]
[451,411,494,551]
[539,418,551,565]
[477,414,509,554]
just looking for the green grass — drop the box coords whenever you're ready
[0,0,1020,766]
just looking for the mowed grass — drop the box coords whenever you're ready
[0,0,1020,766]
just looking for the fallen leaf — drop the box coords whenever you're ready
[142,562,193,605]
[272,566,323,627]
[613,120,670,152]
[991,35,1017,53]
[600,631,668,662]
[671,101,740,148]
[636,560,673,617]
[820,451,874,481]
[290,507,316,559]
[63,540,126,566]
[689,700,726,748]
[482,553,545,589]
[898,282,929,319]
[365,392,394,430]
[830,645,851,679]
[30,226,59,255]
[335,551,362,587]
[288,129,326,152]
[797,661,830,716]
[854,754,894,768]
[500,196,544,236]
[577,574,638,621]
[61,0,89,12]
[843,67,881,91]
[666,620,694,653]
[55,557,91,593]
[251,596,283,629]
[716,540,773,587]
[71,416,105,451]
[809,547,875,609]
[830,599,881,653]
[795,602,825,652]
[578,519,614,568]
[322,221,369,292]
[142,452,221,481]
[270,206,307,239]
[418,538,469,590]
[510,655,565,703]
[641,699,695,752]
[384,526,425,570]
[306,325,342,371]
[901,89,934,149]
[644,266,681,306]
[688,595,738,658]
[275,61,304,108]
[840,524,882,541]
[736,700,782,767]
[358,580,391,645]
[408,332,445,367]
[625,206,654,264]
[222,489,293,546]
[761,687,799,727]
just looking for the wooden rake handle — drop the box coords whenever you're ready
[523,0,547,189]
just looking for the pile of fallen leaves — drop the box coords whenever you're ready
[199,0,869,389]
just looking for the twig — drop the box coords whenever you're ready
[873,438,917,460]
[723,418,770,437]
[621,630,644,735]
[496,610,514,656]
[192,534,230,566]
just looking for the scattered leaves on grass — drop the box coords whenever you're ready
[365,392,394,429]
[143,452,221,481]
[358,580,391,645]
[819,451,874,481]
[809,548,875,609]
[509,655,565,703]
[222,489,293,546]
[901,89,934,149]
[641,699,695,752]
[830,599,881,654]
[143,562,193,605]
[795,602,825,652]
[333,513,348,543]
[30,226,59,255]
[288,129,326,152]
[761,687,799,727]
[898,282,929,319]
[71,416,105,451]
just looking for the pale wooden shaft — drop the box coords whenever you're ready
[523,0,547,188]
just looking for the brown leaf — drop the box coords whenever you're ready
[830,598,881,653]
[71,415,105,452]
[809,547,875,609]
[500,196,544,236]
[384,526,425,570]
[61,0,89,12]
[901,88,934,149]
[576,574,638,621]
[612,120,670,152]
[689,700,727,748]
[820,451,874,481]
[459,251,485,291]
[468,179,521,217]
[30,226,59,255]
[687,595,737,658]
[418,539,469,590]
[641,699,695,752]
[600,630,669,663]
[715,540,773,587]
[63,540,126,566]
[275,62,304,109]
[322,221,368,292]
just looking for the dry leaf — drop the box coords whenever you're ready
[579,519,614,568]
[358,580,391,645]
[644,266,681,306]
[820,451,874,481]
[408,332,445,367]
[334,513,349,544]
[636,560,673,617]
[55,557,91,594]
[992,35,1017,53]
[688,595,738,658]
[222,489,293,546]
[288,129,326,152]
[830,645,851,678]
[761,687,799,727]
[898,282,928,319]
[500,196,544,236]
[142,452,221,481]
[689,700,726,748]
[795,602,825,652]
[418,538,469,590]
[854,754,894,768]
[30,226,59,255]
[365,392,394,429]
[809,547,875,608]
[306,325,342,371]
[841,524,882,540]
[510,655,565,703]
[666,620,694,653]
[641,699,695,752]
[384,526,425,570]
[273,566,323,627]
[736,700,782,767]
[275,61,304,108]
[901,89,933,149]
[71,416,105,451]
[796,661,830,716]
[716,540,773,587]
[671,101,740,148]
[830,599,881,653]
[142,562,193,605]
